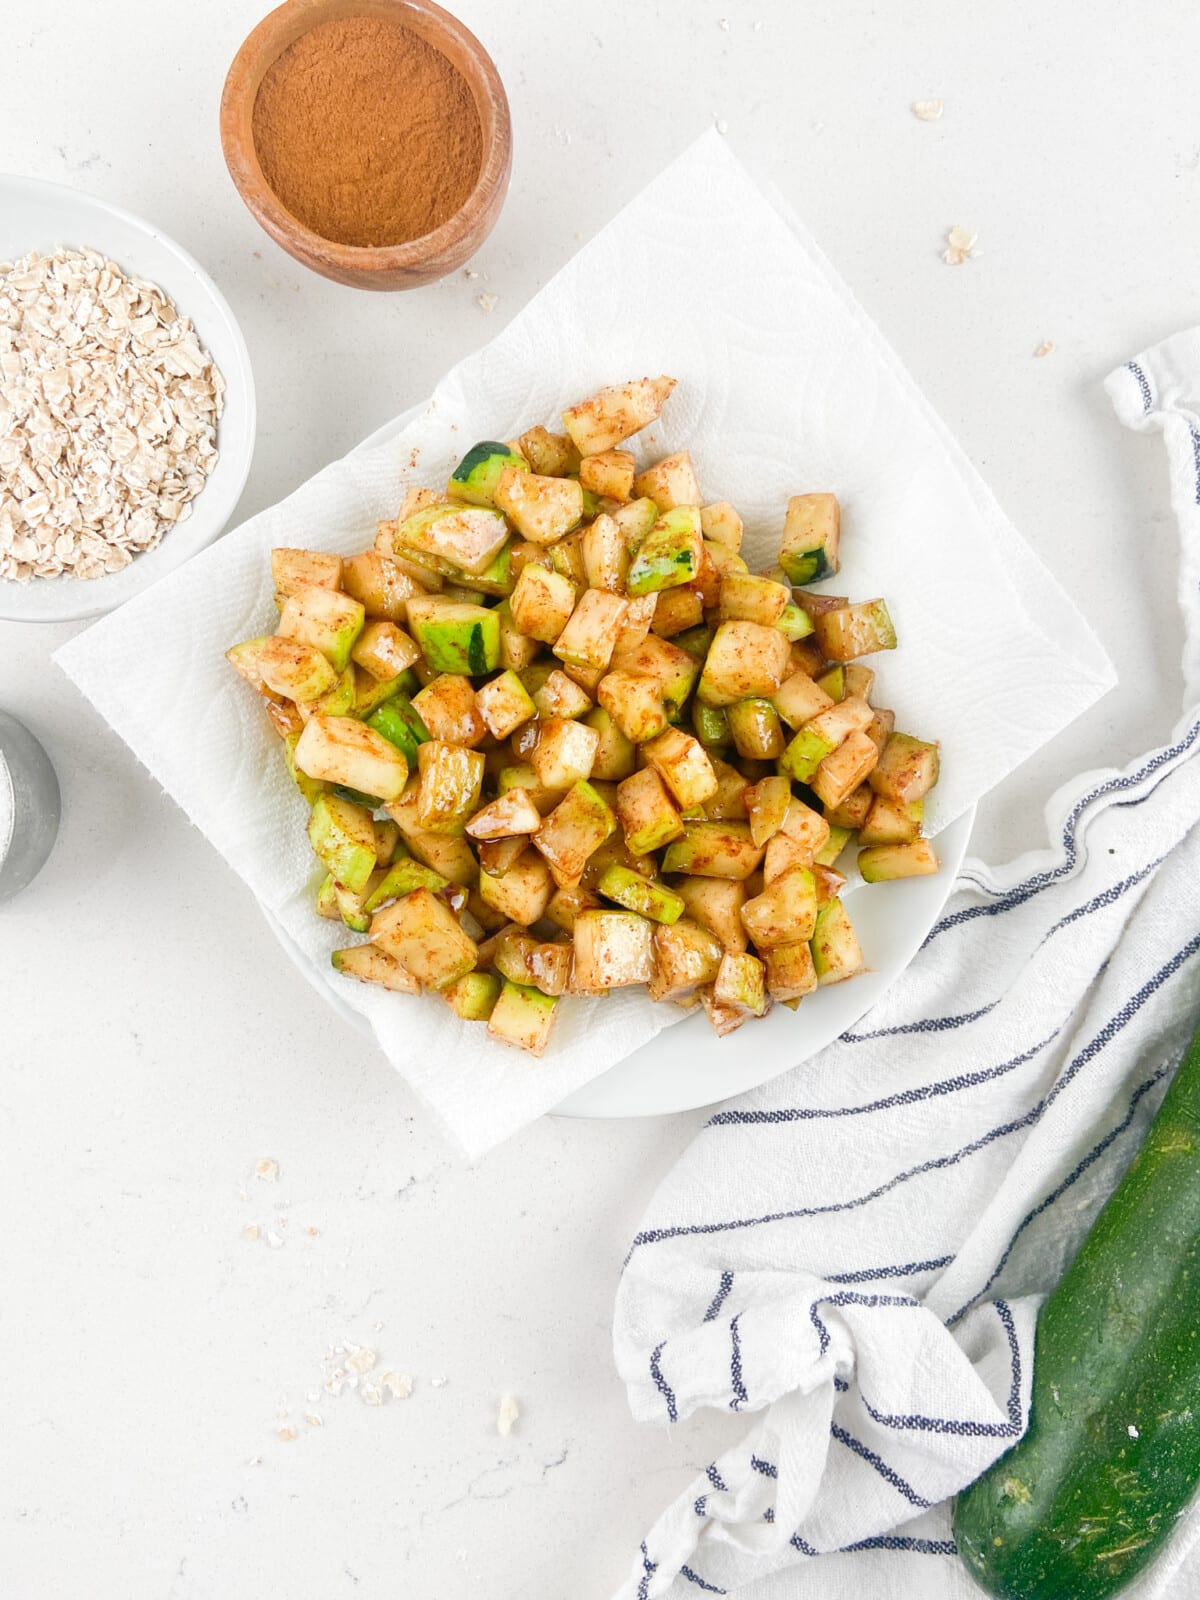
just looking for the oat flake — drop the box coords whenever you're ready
[943,226,979,265]
[0,247,223,582]
[913,98,944,121]
[1035,339,1055,358]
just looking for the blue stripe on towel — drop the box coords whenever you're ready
[730,1315,747,1409]
[831,1422,932,1507]
[703,1270,734,1321]
[680,1566,727,1593]
[1127,360,1153,412]
[650,1341,678,1422]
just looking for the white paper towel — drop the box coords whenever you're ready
[55,132,1114,1158]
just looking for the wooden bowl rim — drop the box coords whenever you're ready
[219,0,511,273]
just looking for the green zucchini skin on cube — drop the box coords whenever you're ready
[953,1017,1200,1599]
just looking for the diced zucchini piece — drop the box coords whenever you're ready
[406,598,500,676]
[859,795,923,846]
[495,467,584,545]
[764,941,818,1003]
[811,729,880,810]
[720,572,789,626]
[579,449,636,501]
[763,831,810,882]
[545,884,603,934]
[661,821,764,880]
[775,602,815,642]
[410,674,486,747]
[366,694,430,765]
[582,706,637,781]
[865,707,896,756]
[627,506,703,595]
[859,838,939,882]
[277,585,365,672]
[547,529,588,587]
[256,636,338,701]
[698,620,791,707]
[814,863,847,907]
[442,970,502,1020]
[509,563,577,644]
[596,672,669,745]
[641,726,718,809]
[532,717,600,790]
[824,783,873,830]
[373,817,402,866]
[354,666,414,718]
[518,426,580,477]
[307,793,378,894]
[610,632,699,712]
[295,715,409,802]
[316,874,340,919]
[449,440,528,508]
[370,888,477,990]
[476,849,555,926]
[561,375,676,455]
[814,599,897,661]
[415,741,484,834]
[844,663,875,700]
[394,503,510,577]
[476,837,529,878]
[333,874,381,932]
[613,590,659,645]
[466,789,543,841]
[364,856,456,914]
[496,599,541,671]
[396,485,443,521]
[486,980,559,1055]
[740,864,818,948]
[772,670,835,728]
[673,877,747,952]
[634,450,701,511]
[341,550,420,621]
[805,695,875,748]
[266,697,305,738]
[283,731,329,805]
[810,898,864,984]
[692,700,730,750]
[225,634,275,693]
[572,909,656,991]
[702,758,751,820]
[299,665,356,718]
[816,664,845,702]
[553,588,628,670]
[743,775,792,846]
[272,547,342,601]
[533,779,617,888]
[868,733,940,804]
[475,669,536,739]
[649,918,723,1002]
[614,767,682,855]
[331,942,421,994]
[779,796,831,854]
[350,620,421,682]
[579,512,629,593]
[700,501,744,551]
[779,724,837,783]
[496,764,565,815]
[598,863,684,924]
[533,668,592,720]
[651,588,705,638]
[727,699,786,760]
[815,824,852,866]
[713,951,767,1016]
[700,987,748,1036]
[493,930,574,996]
[779,492,841,584]
[611,496,660,550]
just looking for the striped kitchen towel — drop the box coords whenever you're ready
[610,333,1200,1600]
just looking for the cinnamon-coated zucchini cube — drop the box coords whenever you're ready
[700,988,748,1036]
[295,715,409,802]
[740,864,818,948]
[331,942,421,994]
[692,701,731,750]
[495,467,584,545]
[493,929,568,995]
[579,512,629,592]
[763,831,810,882]
[699,501,744,551]
[858,838,940,882]
[649,918,724,1002]
[698,620,791,707]
[369,887,477,990]
[865,707,896,757]
[341,550,421,621]
[545,883,604,934]
[579,449,636,502]
[256,636,338,702]
[561,375,676,455]
[779,797,831,856]
[597,863,685,924]
[824,783,873,830]
[613,590,659,647]
[806,695,875,749]
[811,729,880,810]
[633,450,701,511]
[487,980,560,1055]
[415,741,484,834]
[859,795,924,846]
[496,764,567,816]
[395,485,444,523]
[743,775,792,846]
[673,877,747,952]
[394,503,510,577]
[764,941,818,1003]
[641,726,719,809]
[364,856,461,915]
[518,426,580,477]
[815,824,853,867]
[553,588,628,670]
[810,898,864,984]
[627,506,703,595]
[307,793,378,894]
[476,849,555,925]
[271,547,343,602]
[475,669,536,740]
[402,828,479,888]
[532,669,592,720]
[616,766,685,855]
[611,496,660,550]
[442,969,502,1020]
[496,599,542,671]
[727,699,786,760]
[772,670,835,728]
[779,492,841,584]
[465,789,543,841]
[610,631,699,709]
[650,587,705,638]
[776,602,815,642]
[406,597,501,677]
[868,733,940,804]
[813,863,846,907]
[582,706,637,781]
[572,909,656,991]
[297,664,356,719]
[509,563,577,644]
[814,599,897,661]
[373,818,402,867]
[719,572,790,627]
[660,821,764,880]
[225,635,276,693]
[351,620,421,682]
[702,758,750,821]
[596,672,669,745]
[533,779,617,888]
[412,674,487,747]
[476,837,529,878]
[713,951,767,1016]
[532,718,600,790]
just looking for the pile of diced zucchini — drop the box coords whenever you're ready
[226,375,939,1056]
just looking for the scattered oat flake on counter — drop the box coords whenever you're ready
[912,97,944,121]
[277,1425,297,1443]
[1035,339,1055,358]
[943,226,979,265]
[0,246,223,582]
[497,1394,520,1436]
[714,117,729,135]
[242,1224,260,1243]
[430,1375,447,1389]
[305,1412,323,1428]
[476,292,498,313]
[255,1156,279,1182]
[382,1371,413,1400]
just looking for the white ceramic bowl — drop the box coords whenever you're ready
[0,175,255,623]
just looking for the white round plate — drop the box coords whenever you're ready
[0,175,255,623]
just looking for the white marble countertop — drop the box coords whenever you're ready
[2,2,1196,1595]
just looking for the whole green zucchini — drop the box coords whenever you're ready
[954,1014,1200,1599]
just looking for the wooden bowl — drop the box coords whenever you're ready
[220,0,511,290]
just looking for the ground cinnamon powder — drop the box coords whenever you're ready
[251,16,483,248]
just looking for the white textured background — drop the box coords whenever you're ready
[0,2,1195,1596]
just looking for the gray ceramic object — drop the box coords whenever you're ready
[0,711,60,903]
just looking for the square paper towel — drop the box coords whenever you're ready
[55,132,1114,1159]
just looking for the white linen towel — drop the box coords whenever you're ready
[610,332,1200,1600]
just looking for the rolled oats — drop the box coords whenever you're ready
[0,247,223,582]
